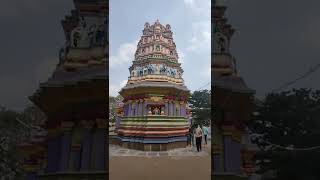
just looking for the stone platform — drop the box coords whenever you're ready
[110,135,188,151]
[109,143,210,157]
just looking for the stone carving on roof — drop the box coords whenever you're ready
[58,0,107,70]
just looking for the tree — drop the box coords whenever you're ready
[249,88,320,180]
[0,106,24,179]
[188,90,211,128]
[0,105,47,179]
[109,95,123,123]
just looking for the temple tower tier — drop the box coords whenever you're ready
[115,20,190,151]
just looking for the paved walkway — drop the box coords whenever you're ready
[109,143,211,180]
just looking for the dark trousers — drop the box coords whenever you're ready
[196,137,202,152]
[204,135,207,144]
[187,134,191,145]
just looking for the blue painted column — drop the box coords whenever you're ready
[128,102,132,117]
[70,144,81,171]
[80,122,93,171]
[168,102,172,116]
[177,103,181,116]
[213,154,223,172]
[172,102,176,116]
[181,103,186,117]
[164,101,168,115]
[135,101,139,116]
[231,139,242,173]
[26,172,36,180]
[144,101,148,115]
[46,134,61,173]
[92,119,107,171]
[58,130,72,171]
[140,100,144,115]
[123,104,127,116]
[223,135,233,172]
[132,102,135,116]
[138,100,143,116]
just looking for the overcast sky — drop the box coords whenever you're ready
[1,0,320,110]
[224,0,320,97]
[0,0,74,111]
[109,0,211,96]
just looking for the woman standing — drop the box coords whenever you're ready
[195,125,203,152]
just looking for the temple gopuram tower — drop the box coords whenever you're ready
[24,0,108,179]
[213,1,256,179]
[116,20,190,151]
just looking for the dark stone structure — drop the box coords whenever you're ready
[20,0,108,179]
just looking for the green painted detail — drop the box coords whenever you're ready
[121,118,188,123]
[120,125,188,128]
[122,116,187,120]
[120,121,188,126]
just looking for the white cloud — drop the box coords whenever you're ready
[183,0,211,18]
[177,49,185,64]
[109,79,127,96]
[187,21,211,52]
[200,64,211,78]
[109,40,138,68]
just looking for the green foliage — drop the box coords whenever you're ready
[249,88,320,180]
[109,95,123,123]
[188,90,211,127]
[0,106,24,179]
[0,105,46,179]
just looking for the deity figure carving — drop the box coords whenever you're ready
[166,24,171,30]
[214,32,228,53]
[155,64,160,74]
[59,47,66,64]
[95,25,105,46]
[69,16,106,49]
[153,107,160,115]
[71,16,90,48]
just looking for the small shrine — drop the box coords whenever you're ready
[115,20,190,151]
[213,0,256,179]
[20,0,108,179]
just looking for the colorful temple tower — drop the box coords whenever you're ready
[213,1,256,179]
[22,0,108,179]
[116,20,190,151]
